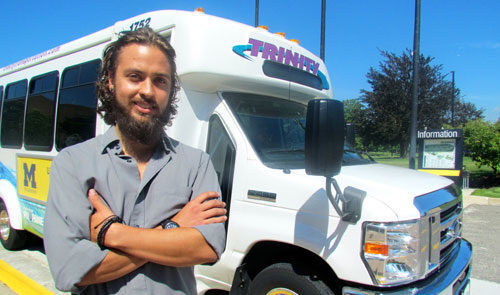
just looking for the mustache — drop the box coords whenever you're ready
[131,97,159,110]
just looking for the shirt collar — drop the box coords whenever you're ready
[100,126,120,154]
[100,126,177,155]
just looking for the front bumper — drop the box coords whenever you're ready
[343,238,472,295]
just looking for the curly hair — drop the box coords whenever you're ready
[96,27,180,126]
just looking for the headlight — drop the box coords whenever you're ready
[362,219,428,286]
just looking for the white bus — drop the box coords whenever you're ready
[0,9,471,295]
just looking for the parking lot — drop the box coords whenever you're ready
[462,191,500,284]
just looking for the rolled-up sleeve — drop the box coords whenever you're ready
[44,150,108,293]
[191,152,226,259]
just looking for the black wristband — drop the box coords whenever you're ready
[94,214,117,230]
[97,215,122,250]
[161,218,180,229]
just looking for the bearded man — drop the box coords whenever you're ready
[44,27,226,295]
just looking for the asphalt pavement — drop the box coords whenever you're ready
[0,281,16,294]
[461,189,500,284]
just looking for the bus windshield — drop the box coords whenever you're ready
[223,92,373,169]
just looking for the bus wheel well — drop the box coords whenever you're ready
[241,241,341,293]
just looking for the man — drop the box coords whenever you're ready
[44,27,226,294]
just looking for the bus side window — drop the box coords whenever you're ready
[55,59,101,151]
[0,86,3,126]
[25,71,59,151]
[206,115,235,230]
[1,80,27,148]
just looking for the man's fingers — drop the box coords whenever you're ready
[88,189,106,211]
[193,191,220,203]
[199,199,226,211]
[202,215,228,225]
[202,207,227,219]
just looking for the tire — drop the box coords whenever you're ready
[248,262,335,295]
[0,200,27,250]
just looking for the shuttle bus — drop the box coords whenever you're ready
[0,9,471,295]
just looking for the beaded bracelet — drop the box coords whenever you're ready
[97,215,123,250]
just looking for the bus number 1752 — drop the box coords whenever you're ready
[129,17,151,31]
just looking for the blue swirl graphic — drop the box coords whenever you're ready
[232,45,253,60]
[317,70,330,90]
[0,161,16,188]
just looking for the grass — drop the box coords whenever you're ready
[471,187,500,198]
[370,152,499,188]
[371,156,409,168]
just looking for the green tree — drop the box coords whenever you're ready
[360,49,483,157]
[343,99,368,150]
[343,99,364,124]
[451,100,484,127]
[464,119,500,174]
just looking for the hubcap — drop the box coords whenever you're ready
[266,288,298,295]
[0,209,10,241]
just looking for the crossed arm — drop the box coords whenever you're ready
[77,189,227,286]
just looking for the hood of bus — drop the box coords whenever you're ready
[248,162,454,222]
[336,163,454,219]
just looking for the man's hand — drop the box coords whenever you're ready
[88,189,115,242]
[171,191,227,227]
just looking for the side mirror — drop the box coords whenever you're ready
[305,99,344,177]
[305,99,366,224]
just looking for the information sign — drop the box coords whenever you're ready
[417,129,464,186]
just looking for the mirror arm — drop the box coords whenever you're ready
[326,177,367,224]
[325,176,344,217]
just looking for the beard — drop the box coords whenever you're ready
[114,98,169,146]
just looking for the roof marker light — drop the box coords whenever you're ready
[275,32,286,38]
[290,39,300,44]
[257,25,269,31]
[194,7,205,13]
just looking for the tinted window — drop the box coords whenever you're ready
[61,67,78,88]
[0,86,3,124]
[206,115,235,230]
[343,144,373,166]
[262,60,323,90]
[224,92,307,169]
[56,59,100,150]
[80,61,101,84]
[25,72,59,151]
[1,80,27,148]
[224,92,373,169]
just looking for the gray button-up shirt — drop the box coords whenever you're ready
[44,127,225,294]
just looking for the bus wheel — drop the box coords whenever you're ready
[0,200,27,250]
[248,262,335,295]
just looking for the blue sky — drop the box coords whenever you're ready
[1,0,499,122]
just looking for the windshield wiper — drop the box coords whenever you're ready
[267,148,305,154]
[344,150,376,163]
[293,118,306,130]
